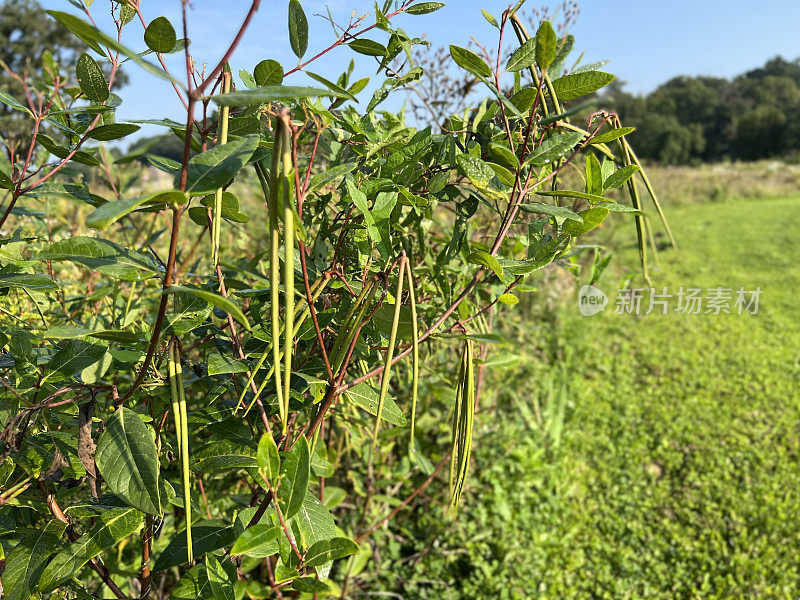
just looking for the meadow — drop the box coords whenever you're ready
[363,192,800,598]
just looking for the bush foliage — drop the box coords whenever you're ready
[0,1,670,598]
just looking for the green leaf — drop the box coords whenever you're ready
[166,290,213,336]
[586,153,603,196]
[367,68,423,112]
[87,123,140,141]
[82,349,112,384]
[589,126,635,145]
[86,190,186,229]
[372,303,415,340]
[144,16,177,53]
[549,34,575,78]
[164,286,251,331]
[604,164,641,190]
[37,134,101,166]
[537,189,606,203]
[184,134,259,195]
[254,59,284,85]
[153,521,237,571]
[344,382,407,427]
[76,53,109,102]
[288,0,309,59]
[168,563,213,600]
[95,407,163,515]
[550,70,615,101]
[278,435,310,519]
[289,492,336,550]
[47,11,182,87]
[405,2,445,14]
[44,325,100,339]
[0,89,32,116]
[39,507,143,592]
[348,39,387,56]
[47,340,107,378]
[305,71,357,102]
[307,162,356,192]
[304,537,359,567]
[207,352,247,376]
[488,143,520,170]
[38,236,163,281]
[47,10,104,53]
[481,9,499,28]
[346,178,396,260]
[192,440,257,473]
[0,273,59,292]
[2,520,67,600]
[562,205,609,236]
[518,203,582,221]
[498,293,518,305]
[206,555,235,600]
[449,45,492,78]
[467,250,504,279]
[456,154,508,201]
[506,38,537,72]
[600,201,643,214]
[195,192,249,224]
[211,86,337,107]
[535,21,557,70]
[524,131,584,166]
[293,578,329,593]
[257,434,281,487]
[0,165,13,190]
[230,524,281,557]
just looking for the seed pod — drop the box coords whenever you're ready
[372,258,406,451]
[280,113,295,436]
[405,257,420,458]
[449,338,475,517]
[169,339,193,561]
[211,68,231,266]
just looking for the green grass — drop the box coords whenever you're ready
[368,196,800,599]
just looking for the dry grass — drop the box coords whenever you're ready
[631,160,800,206]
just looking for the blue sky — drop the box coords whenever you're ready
[41,0,800,140]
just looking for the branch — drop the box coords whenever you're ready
[42,484,130,600]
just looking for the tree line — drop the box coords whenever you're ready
[606,56,800,164]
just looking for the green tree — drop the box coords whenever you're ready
[0,0,126,148]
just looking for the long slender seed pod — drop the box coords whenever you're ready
[449,351,464,509]
[372,259,405,451]
[449,339,475,517]
[623,139,677,249]
[172,343,193,562]
[236,275,330,412]
[211,68,231,267]
[642,206,660,266]
[508,16,545,115]
[280,114,294,436]
[168,341,182,462]
[330,282,375,374]
[404,257,420,458]
[618,139,652,287]
[268,120,285,427]
[240,276,331,419]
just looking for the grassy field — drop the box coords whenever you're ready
[370,195,800,599]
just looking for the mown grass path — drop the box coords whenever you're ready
[382,196,800,599]
[556,195,800,597]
